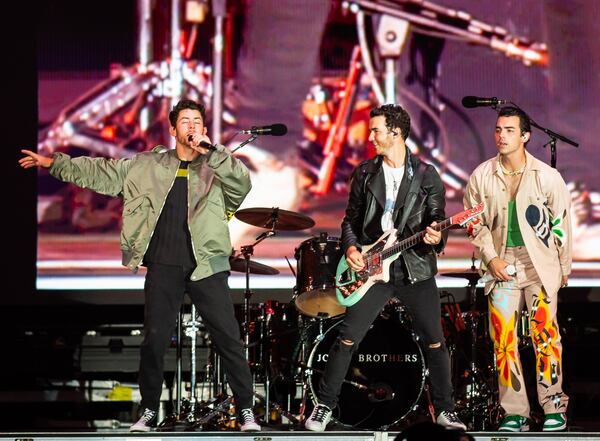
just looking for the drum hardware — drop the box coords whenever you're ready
[287,314,336,425]
[232,206,316,425]
[253,390,301,426]
[238,238,274,421]
[158,304,225,430]
[185,304,202,421]
[441,258,500,430]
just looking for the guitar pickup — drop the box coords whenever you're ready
[338,269,353,284]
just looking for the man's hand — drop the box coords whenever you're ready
[561,275,568,288]
[187,133,212,155]
[19,149,53,169]
[423,221,442,245]
[487,257,514,282]
[345,246,365,272]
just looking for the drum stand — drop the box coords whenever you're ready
[294,316,331,425]
[158,304,232,431]
[460,274,498,430]
[239,228,277,423]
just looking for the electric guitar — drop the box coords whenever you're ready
[335,202,485,307]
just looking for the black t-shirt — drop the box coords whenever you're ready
[143,161,196,267]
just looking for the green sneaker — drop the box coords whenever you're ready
[498,415,530,432]
[543,413,567,431]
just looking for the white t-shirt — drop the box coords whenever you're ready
[381,161,405,231]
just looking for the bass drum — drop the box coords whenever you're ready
[307,309,426,430]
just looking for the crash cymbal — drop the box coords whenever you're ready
[440,270,481,283]
[229,256,279,275]
[234,207,315,231]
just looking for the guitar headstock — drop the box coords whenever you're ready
[453,201,485,227]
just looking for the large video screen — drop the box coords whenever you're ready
[37,0,600,292]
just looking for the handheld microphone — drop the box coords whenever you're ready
[461,96,508,108]
[478,264,516,284]
[240,123,288,136]
[188,134,215,150]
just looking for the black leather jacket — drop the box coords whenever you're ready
[341,153,447,284]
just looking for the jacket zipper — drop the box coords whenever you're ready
[187,164,199,269]
[133,164,179,269]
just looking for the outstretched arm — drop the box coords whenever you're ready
[21,149,130,197]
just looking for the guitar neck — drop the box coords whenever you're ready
[380,217,452,260]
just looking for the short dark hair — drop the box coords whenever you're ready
[497,106,531,135]
[168,99,206,128]
[370,104,411,141]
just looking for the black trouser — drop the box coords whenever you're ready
[317,277,454,412]
[139,264,254,411]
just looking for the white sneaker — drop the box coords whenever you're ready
[436,410,467,431]
[305,404,332,431]
[129,408,157,432]
[239,408,261,432]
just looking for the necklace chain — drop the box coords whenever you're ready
[498,159,526,176]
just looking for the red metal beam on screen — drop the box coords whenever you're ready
[313,45,363,196]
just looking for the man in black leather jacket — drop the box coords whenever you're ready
[305,104,466,431]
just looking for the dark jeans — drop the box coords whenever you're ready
[139,264,254,411]
[317,277,454,412]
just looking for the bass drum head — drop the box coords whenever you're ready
[307,314,426,430]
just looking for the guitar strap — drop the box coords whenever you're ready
[394,161,427,235]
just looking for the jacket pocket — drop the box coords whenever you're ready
[123,194,149,215]
[122,196,151,249]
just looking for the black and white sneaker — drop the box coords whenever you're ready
[130,408,157,432]
[239,408,261,432]
[305,404,333,432]
[437,410,467,431]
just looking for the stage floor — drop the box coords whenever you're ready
[2,431,600,441]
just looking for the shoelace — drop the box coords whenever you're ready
[443,412,461,423]
[139,409,156,423]
[312,405,330,422]
[240,409,255,424]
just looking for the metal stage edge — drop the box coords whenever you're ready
[2,432,600,441]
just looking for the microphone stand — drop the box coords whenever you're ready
[532,122,579,168]
[231,134,258,153]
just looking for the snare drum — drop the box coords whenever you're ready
[294,234,346,318]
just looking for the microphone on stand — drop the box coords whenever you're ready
[461,96,508,108]
[188,134,216,150]
[239,123,288,136]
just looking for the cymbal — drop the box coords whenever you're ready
[234,207,315,231]
[440,270,481,282]
[229,256,279,275]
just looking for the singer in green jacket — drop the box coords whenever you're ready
[20,99,261,432]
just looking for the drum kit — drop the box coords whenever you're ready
[159,209,504,432]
